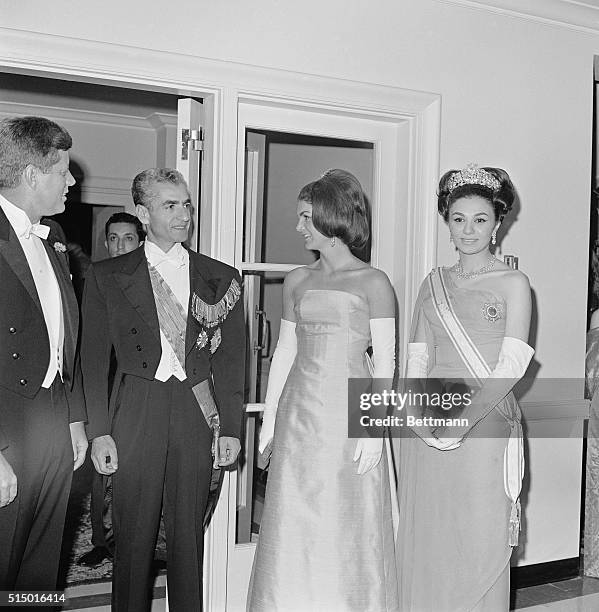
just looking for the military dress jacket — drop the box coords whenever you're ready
[80,245,245,441]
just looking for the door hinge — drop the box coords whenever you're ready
[180,128,204,160]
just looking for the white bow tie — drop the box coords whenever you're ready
[23,223,50,240]
[153,248,186,269]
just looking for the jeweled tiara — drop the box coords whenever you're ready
[446,163,500,193]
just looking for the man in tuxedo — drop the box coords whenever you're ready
[81,168,245,611]
[79,211,146,568]
[0,116,88,591]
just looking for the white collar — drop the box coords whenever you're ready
[0,193,49,239]
[144,240,188,269]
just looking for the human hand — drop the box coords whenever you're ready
[70,421,88,471]
[91,435,118,475]
[218,436,241,467]
[0,451,17,507]
[353,438,383,475]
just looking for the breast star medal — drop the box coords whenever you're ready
[482,302,504,323]
[196,329,208,350]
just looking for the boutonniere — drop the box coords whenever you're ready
[53,241,67,254]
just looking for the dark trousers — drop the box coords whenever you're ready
[0,379,72,591]
[90,349,116,550]
[90,472,112,549]
[111,375,212,612]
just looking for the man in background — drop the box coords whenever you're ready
[104,211,145,259]
[0,116,87,591]
[78,211,145,567]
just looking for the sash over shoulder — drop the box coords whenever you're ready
[428,267,524,547]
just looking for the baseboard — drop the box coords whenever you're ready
[511,557,581,588]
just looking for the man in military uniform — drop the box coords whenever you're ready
[81,168,245,612]
[0,116,87,591]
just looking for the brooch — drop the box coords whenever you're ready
[210,328,222,353]
[53,241,67,253]
[482,302,504,323]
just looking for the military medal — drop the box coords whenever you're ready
[192,278,241,353]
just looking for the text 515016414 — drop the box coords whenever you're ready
[0,591,66,607]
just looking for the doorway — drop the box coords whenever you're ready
[0,71,202,607]
[223,98,415,611]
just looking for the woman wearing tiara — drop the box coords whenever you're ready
[397,165,534,611]
[247,169,399,611]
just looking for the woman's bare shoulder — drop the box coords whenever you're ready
[284,265,312,290]
[499,268,530,295]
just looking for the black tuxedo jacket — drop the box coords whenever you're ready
[81,245,245,441]
[0,208,85,451]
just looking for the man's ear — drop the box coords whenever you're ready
[136,204,150,225]
[104,240,108,250]
[22,164,38,190]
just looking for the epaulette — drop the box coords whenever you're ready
[191,277,241,328]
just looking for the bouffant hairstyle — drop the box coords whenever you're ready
[437,167,515,223]
[297,169,369,250]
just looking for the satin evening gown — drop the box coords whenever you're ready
[248,289,398,612]
[397,270,516,612]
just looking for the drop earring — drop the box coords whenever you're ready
[491,231,497,246]
[331,237,336,247]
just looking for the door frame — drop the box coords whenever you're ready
[0,26,441,611]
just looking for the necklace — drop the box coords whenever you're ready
[452,256,497,279]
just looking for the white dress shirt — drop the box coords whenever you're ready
[145,240,190,382]
[0,194,64,387]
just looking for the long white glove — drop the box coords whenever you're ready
[437,336,534,443]
[403,342,453,448]
[354,318,395,475]
[258,319,297,455]
[406,342,428,378]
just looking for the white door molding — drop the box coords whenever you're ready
[435,0,599,35]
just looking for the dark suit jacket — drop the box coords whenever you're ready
[81,245,245,442]
[0,208,86,451]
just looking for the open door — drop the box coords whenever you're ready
[237,131,267,544]
[176,97,204,252]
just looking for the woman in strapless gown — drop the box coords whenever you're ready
[247,170,399,612]
[397,165,534,612]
